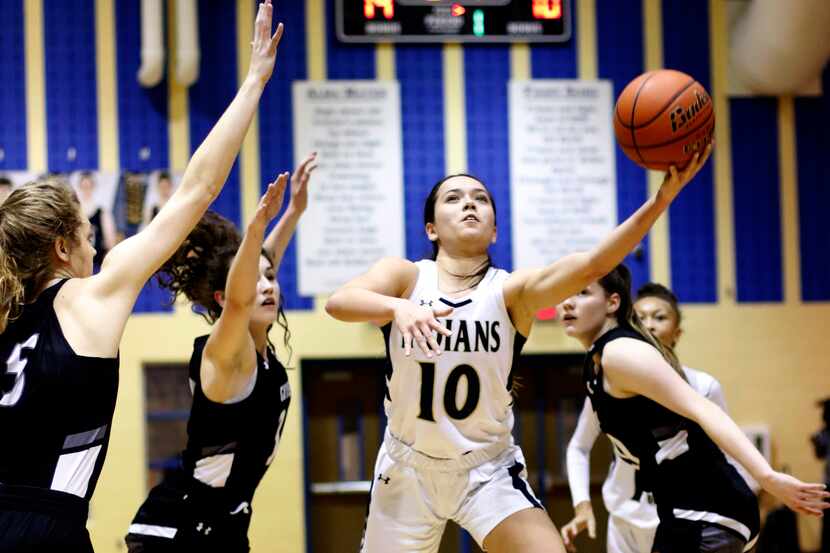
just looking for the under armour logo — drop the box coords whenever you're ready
[195,522,212,535]
[377,473,390,484]
[419,299,434,307]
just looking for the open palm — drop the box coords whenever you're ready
[255,172,288,224]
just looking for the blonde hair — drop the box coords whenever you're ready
[0,180,83,332]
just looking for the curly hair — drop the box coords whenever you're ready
[156,210,292,362]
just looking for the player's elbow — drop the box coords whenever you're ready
[325,292,348,320]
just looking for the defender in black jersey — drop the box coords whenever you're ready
[0,7,285,550]
[127,335,290,552]
[126,157,315,552]
[0,280,117,552]
[558,265,829,552]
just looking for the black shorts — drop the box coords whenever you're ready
[653,519,756,553]
[125,474,251,553]
[0,484,92,553]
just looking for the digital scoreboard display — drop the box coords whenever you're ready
[337,0,571,43]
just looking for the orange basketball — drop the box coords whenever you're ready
[614,69,714,172]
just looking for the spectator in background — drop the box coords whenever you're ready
[114,171,148,241]
[0,177,12,204]
[143,171,176,227]
[76,171,117,268]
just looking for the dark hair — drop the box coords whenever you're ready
[598,265,683,377]
[0,176,12,188]
[157,171,171,182]
[0,179,84,332]
[423,173,496,289]
[156,210,292,363]
[636,282,682,324]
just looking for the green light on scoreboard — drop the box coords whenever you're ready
[473,9,485,37]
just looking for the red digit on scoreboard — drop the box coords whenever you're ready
[532,0,562,20]
[364,0,395,19]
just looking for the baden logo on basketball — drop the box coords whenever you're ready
[682,126,715,155]
[669,90,711,133]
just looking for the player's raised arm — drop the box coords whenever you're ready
[91,2,285,314]
[505,146,711,326]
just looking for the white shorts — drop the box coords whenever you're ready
[607,515,656,553]
[360,431,543,553]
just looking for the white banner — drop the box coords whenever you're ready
[509,80,617,269]
[293,81,405,296]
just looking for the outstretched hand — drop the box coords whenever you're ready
[247,0,284,86]
[255,172,288,225]
[288,152,318,215]
[762,471,830,517]
[560,501,597,553]
[658,141,714,202]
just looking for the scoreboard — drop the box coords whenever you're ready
[337,0,571,43]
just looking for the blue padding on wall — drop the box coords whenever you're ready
[596,0,649,290]
[531,0,577,79]
[115,0,169,172]
[465,46,512,270]
[116,0,173,314]
[661,1,716,303]
[730,98,782,303]
[189,0,240,226]
[0,1,27,170]
[259,0,312,310]
[397,46,446,262]
[794,67,830,301]
[326,0,374,79]
[44,0,99,172]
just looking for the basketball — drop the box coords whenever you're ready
[614,69,714,172]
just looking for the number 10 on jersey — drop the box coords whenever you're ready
[417,362,481,421]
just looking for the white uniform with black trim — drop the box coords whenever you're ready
[567,367,758,553]
[361,260,540,552]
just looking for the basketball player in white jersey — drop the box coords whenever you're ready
[325,148,712,553]
[561,283,758,553]
[0,3,283,550]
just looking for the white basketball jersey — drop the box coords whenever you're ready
[382,260,525,459]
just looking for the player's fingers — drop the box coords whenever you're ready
[427,319,452,336]
[427,318,450,337]
[400,330,412,356]
[269,23,284,55]
[425,332,442,356]
[411,327,431,358]
[560,524,575,545]
[669,165,679,182]
[433,305,453,318]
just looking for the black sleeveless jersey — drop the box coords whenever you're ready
[0,280,119,503]
[584,327,759,543]
[182,335,291,504]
